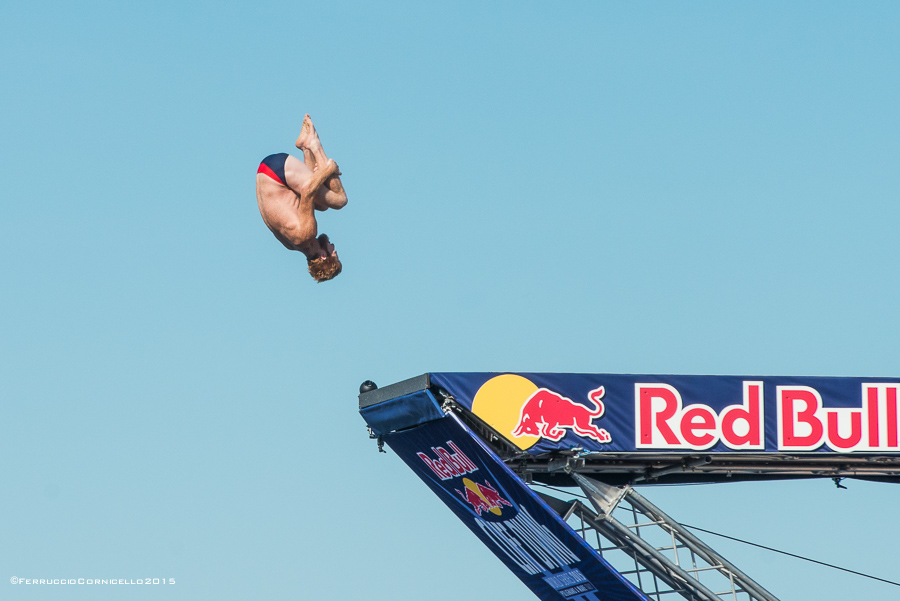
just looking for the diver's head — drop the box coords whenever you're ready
[307,234,341,282]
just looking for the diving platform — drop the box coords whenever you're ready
[359,372,900,600]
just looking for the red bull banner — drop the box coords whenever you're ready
[382,412,649,601]
[428,373,900,455]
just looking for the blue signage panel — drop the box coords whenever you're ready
[383,413,648,601]
[429,372,900,455]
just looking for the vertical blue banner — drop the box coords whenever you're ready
[383,413,648,601]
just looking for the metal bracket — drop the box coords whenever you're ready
[367,427,386,453]
[547,455,586,473]
[633,455,712,483]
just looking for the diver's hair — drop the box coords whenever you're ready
[307,254,342,282]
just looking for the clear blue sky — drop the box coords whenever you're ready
[2,2,900,599]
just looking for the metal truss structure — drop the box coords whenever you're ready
[536,475,780,601]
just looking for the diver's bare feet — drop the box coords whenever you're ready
[295,114,331,167]
[294,114,319,150]
[307,135,327,167]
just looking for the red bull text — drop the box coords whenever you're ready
[637,381,900,453]
[777,384,900,452]
[417,441,479,480]
[636,382,764,450]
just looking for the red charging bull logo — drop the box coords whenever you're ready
[512,386,612,444]
[456,478,513,517]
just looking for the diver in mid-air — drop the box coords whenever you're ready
[256,114,348,282]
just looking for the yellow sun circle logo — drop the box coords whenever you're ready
[471,374,540,451]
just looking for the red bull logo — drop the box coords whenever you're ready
[462,373,900,455]
[456,478,513,516]
[778,384,900,452]
[637,381,900,452]
[637,381,764,450]
[417,441,479,481]
[512,386,612,444]
[469,375,613,450]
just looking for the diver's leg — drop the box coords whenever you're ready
[311,176,347,210]
[295,116,318,171]
[299,158,339,200]
[302,148,317,171]
[324,171,345,198]
[296,114,347,208]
